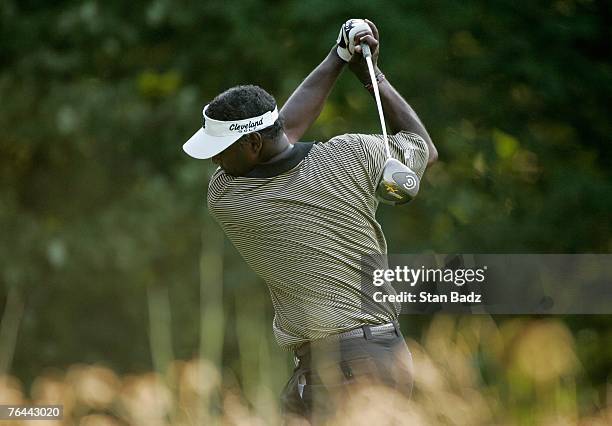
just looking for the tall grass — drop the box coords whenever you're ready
[0,286,24,378]
[1,315,609,425]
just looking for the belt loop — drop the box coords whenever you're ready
[392,321,400,337]
[362,324,373,340]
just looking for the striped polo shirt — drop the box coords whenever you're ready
[208,131,429,349]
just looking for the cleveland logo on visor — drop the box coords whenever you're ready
[203,105,278,137]
[228,117,265,133]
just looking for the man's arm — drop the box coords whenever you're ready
[351,20,438,165]
[376,80,438,164]
[280,48,346,144]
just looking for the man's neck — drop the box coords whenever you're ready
[259,134,293,164]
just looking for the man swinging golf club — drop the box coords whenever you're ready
[183,18,438,420]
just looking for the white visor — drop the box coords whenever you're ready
[183,104,279,159]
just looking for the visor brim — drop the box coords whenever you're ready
[182,128,242,160]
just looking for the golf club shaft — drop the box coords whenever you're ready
[361,43,391,159]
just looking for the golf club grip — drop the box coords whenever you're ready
[360,42,371,58]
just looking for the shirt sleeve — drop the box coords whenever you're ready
[340,131,430,194]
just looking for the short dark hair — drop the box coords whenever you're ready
[205,85,284,140]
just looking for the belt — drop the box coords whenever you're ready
[294,321,401,362]
[326,321,400,340]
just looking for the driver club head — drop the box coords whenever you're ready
[375,158,420,205]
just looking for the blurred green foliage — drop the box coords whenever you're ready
[0,0,611,419]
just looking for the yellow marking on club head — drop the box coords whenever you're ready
[384,183,403,200]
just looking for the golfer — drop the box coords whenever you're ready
[183,19,437,419]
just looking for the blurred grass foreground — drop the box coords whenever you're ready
[1,316,610,425]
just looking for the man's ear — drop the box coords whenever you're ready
[242,132,263,155]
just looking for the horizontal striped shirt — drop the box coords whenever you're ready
[208,131,429,348]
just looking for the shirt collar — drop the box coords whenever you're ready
[244,142,314,178]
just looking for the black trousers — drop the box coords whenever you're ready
[280,324,414,421]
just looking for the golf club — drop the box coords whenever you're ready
[360,42,420,205]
